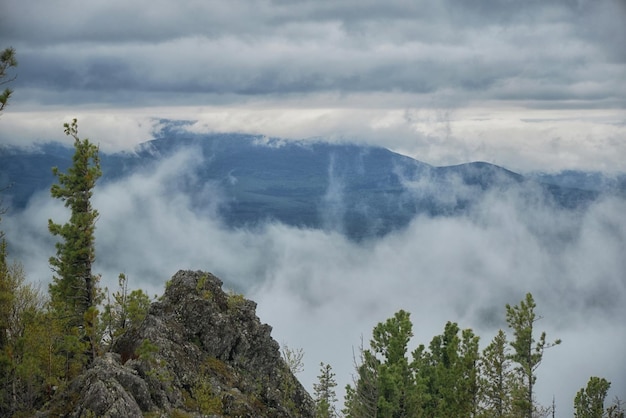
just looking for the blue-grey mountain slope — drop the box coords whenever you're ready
[0,128,607,239]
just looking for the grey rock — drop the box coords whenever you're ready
[39,270,315,418]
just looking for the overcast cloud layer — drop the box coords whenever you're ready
[4,150,625,416]
[1,0,625,172]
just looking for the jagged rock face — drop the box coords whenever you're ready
[41,270,315,418]
[40,353,153,418]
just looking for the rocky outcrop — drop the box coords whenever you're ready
[40,270,315,417]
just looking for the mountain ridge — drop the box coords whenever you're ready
[0,131,613,239]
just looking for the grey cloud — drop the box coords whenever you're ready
[2,0,624,108]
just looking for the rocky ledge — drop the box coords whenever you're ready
[39,270,315,418]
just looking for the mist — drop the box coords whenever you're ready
[4,148,625,417]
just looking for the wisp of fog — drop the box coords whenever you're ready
[5,148,625,417]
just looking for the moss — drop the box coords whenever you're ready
[279,366,299,415]
[227,290,246,310]
[182,357,239,416]
[182,388,198,410]
[192,379,223,415]
[204,356,235,386]
[248,393,269,414]
[136,339,158,361]
[136,339,172,383]
[195,274,213,300]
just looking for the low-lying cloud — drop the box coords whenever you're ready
[4,149,625,416]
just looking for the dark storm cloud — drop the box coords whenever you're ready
[2,0,624,107]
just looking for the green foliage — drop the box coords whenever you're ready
[192,378,223,415]
[136,338,172,384]
[48,119,102,364]
[126,289,150,324]
[314,362,338,418]
[343,345,379,418]
[345,311,424,418]
[0,47,17,114]
[196,274,213,300]
[0,255,50,416]
[0,238,12,350]
[169,409,194,418]
[2,203,65,416]
[204,356,234,385]
[102,273,151,343]
[372,309,421,418]
[281,343,305,375]
[137,338,159,362]
[344,297,566,418]
[416,321,480,418]
[279,369,299,415]
[505,293,561,418]
[574,376,611,418]
[371,310,413,366]
[0,241,77,416]
[227,289,246,310]
[478,329,514,417]
[279,344,305,414]
[185,357,245,415]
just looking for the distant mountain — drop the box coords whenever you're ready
[0,129,608,239]
[530,170,626,195]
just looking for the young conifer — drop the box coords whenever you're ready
[574,376,611,418]
[506,293,561,418]
[314,362,338,418]
[48,119,102,365]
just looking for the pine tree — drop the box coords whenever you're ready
[102,273,150,344]
[343,341,380,418]
[48,118,102,366]
[345,310,424,418]
[371,309,421,418]
[574,376,611,418]
[314,362,338,418]
[417,321,479,418]
[0,47,17,114]
[506,293,560,418]
[478,329,513,417]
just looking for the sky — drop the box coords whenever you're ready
[1,1,626,416]
[1,0,625,173]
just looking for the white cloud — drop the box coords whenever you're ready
[0,110,162,152]
[2,104,625,173]
[3,150,624,417]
